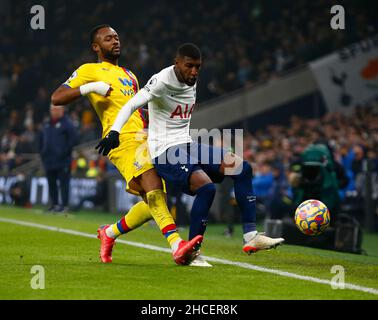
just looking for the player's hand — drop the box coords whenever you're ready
[95,130,120,156]
[80,81,112,96]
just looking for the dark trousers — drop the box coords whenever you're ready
[46,166,71,207]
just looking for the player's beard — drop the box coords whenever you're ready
[101,47,121,61]
[186,77,197,86]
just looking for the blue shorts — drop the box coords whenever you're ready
[153,143,228,195]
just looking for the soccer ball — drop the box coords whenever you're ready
[294,199,330,236]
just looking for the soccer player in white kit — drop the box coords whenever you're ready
[97,43,284,266]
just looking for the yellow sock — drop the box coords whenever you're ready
[107,201,152,238]
[146,189,181,247]
[124,201,153,229]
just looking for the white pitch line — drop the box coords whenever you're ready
[1,216,377,296]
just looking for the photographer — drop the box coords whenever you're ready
[284,143,357,251]
[289,143,342,223]
[9,174,31,208]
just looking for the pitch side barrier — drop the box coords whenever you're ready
[0,173,226,224]
[0,175,136,213]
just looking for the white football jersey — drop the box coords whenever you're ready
[140,65,196,158]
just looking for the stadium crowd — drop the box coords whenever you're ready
[0,1,376,137]
[244,100,378,213]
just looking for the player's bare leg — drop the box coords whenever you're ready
[220,152,284,254]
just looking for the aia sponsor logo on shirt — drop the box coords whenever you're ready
[170,104,195,119]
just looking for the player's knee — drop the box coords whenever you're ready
[195,182,216,198]
[139,169,163,192]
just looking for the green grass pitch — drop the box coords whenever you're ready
[0,204,377,300]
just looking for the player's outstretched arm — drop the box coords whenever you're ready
[51,82,112,105]
[51,85,81,105]
[95,89,151,156]
[111,89,151,132]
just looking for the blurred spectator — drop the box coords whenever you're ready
[9,173,31,208]
[252,161,274,204]
[16,123,39,154]
[86,159,99,178]
[72,151,88,177]
[79,110,99,143]
[351,144,366,176]
[39,104,78,213]
[268,164,293,219]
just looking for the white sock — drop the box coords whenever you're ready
[243,230,258,243]
[171,239,182,252]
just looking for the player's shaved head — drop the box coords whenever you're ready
[176,43,202,60]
